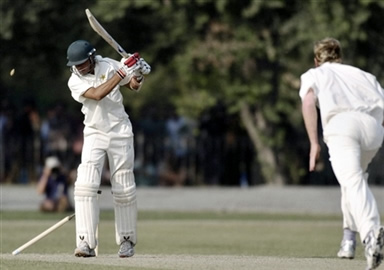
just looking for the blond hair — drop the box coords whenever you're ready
[314,38,342,65]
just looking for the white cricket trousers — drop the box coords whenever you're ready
[75,122,136,248]
[324,112,384,241]
[82,123,134,174]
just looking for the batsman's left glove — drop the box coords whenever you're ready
[118,53,142,85]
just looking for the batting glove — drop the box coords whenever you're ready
[117,53,141,82]
[117,64,137,80]
[138,58,151,75]
[123,52,140,67]
[131,59,150,81]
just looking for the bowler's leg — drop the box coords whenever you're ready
[326,136,380,241]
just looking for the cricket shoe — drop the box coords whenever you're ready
[337,240,355,259]
[364,226,384,270]
[118,238,135,258]
[74,240,96,257]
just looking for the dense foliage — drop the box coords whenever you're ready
[1,0,384,184]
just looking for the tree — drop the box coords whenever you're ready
[2,0,384,185]
[139,0,384,184]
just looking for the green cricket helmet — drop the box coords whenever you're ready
[66,40,96,66]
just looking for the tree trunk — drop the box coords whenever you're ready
[239,101,285,185]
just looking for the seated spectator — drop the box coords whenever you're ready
[36,156,73,212]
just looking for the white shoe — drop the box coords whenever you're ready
[74,240,95,257]
[337,240,355,259]
[118,239,135,258]
[364,226,384,270]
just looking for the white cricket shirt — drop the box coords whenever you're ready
[299,62,384,129]
[68,56,130,133]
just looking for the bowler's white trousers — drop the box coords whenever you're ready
[324,112,384,241]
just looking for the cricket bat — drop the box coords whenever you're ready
[85,8,130,58]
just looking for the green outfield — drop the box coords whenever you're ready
[0,211,376,270]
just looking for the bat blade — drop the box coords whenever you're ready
[85,8,129,58]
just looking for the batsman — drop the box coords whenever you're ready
[66,40,150,257]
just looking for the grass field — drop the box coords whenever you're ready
[0,210,377,270]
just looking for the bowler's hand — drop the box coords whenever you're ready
[309,143,321,172]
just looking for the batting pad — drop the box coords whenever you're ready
[111,169,137,245]
[74,164,101,249]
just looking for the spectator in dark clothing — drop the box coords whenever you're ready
[36,156,72,212]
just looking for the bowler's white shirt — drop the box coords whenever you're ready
[68,56,130,133]
[299,62,384,129]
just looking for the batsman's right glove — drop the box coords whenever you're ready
[138,58,151,75]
